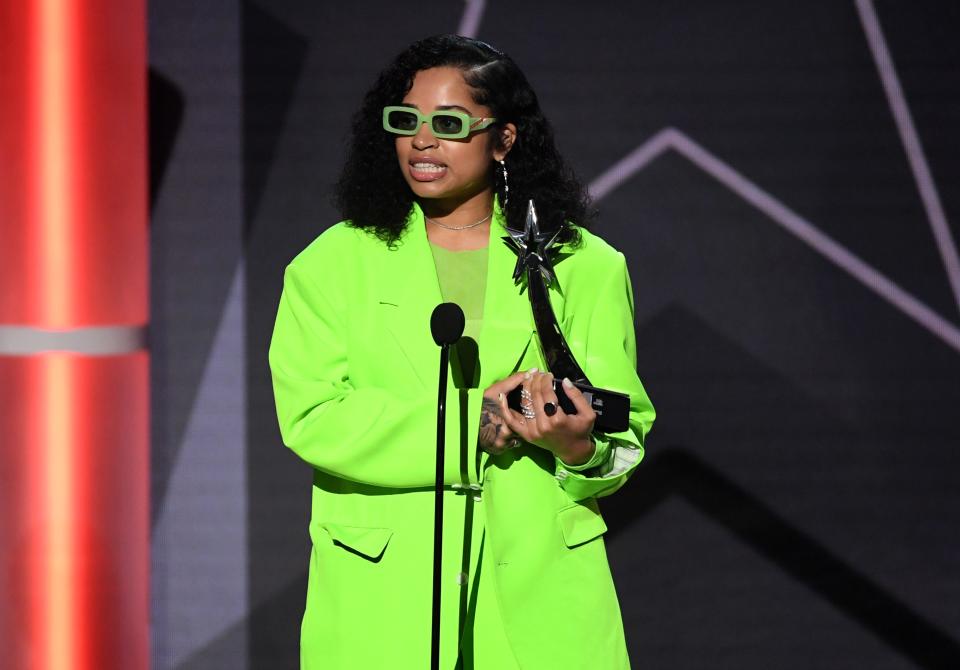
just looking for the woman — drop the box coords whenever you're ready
[269,35,654,669]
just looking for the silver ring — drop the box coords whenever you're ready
[519,384,536,419]
[519,388,535,415]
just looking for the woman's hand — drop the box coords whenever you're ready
[497,369,597,466]
[478,370,530,456]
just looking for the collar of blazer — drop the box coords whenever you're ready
[377,196,568,391]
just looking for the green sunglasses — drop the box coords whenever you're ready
[382,105,496,139]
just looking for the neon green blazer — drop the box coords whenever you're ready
[269,200,655,669]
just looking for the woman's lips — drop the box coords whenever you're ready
[409,161,447,181]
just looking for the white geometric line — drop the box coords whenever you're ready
[588,128,960,355]
[0,325,147,355]
[588,130,676,201]
[458,0,959,352]
[457,0,486,39]
[855,0,960,315]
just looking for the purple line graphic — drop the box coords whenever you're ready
[589,128,960,354]
[855,0,960,316]
[457,0,485,39]
[457,0,959,351]
[587,1,960,355]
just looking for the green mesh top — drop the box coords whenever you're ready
[429,239,523,667]
[428,241,489,342]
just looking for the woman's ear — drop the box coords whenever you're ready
[493,122,517,161]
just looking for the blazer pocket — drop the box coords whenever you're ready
[319,522,393,561]
[557,502,608,548]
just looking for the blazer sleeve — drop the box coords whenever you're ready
[554,250,655,501]
[269,258,475,489]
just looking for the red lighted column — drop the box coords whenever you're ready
[0,1,149,669]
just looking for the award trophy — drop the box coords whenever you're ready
[504,200,630,433]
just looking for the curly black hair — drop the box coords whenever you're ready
[333,34,594,248]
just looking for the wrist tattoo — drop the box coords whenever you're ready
[481,397,503,420]
[479,397,503,446]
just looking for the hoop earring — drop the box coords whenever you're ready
[499,159,509,210]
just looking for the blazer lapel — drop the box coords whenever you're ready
[376,205,445,390]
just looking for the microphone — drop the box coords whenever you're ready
[431,302,465,346]
[429,302,464,670]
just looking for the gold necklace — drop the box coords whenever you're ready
[424,212,491,231]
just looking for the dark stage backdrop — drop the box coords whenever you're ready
[147,1,960,668]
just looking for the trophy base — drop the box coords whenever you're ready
[506,379,630,434]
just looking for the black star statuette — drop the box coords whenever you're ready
[503,200,563,287]
[501,200,631,433]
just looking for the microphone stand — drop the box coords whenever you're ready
[429,302,464,670]
[432,339,449,670]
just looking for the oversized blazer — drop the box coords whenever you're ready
[269,199,655,669]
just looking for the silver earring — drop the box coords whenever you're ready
[499,159,509,209]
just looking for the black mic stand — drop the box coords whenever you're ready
[429,303,465,670]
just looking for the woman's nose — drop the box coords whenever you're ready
[412,121,438,149]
